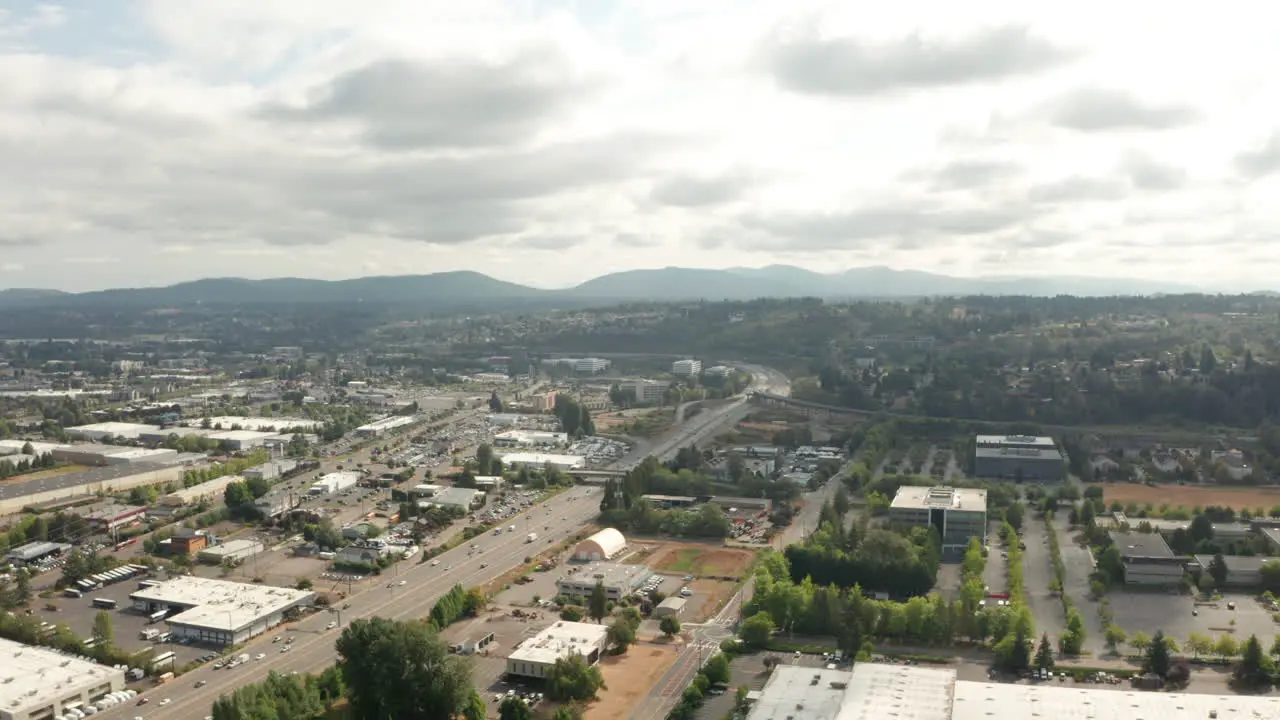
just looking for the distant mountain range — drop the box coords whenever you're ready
[0,266,1203,309]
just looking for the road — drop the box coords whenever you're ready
[96,487,604,720]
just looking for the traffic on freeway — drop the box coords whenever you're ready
[96,486,604,720]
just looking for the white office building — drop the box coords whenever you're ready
[671,359,702,376]
[129,576,316,647]
[0,637,126,720]
[309,471,361,496]
[505,621,609,679]
[622,379,667,403]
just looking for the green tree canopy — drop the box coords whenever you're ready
[335,618,473,719]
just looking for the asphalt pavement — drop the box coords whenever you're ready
[95,487,603,720]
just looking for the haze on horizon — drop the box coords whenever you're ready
[2,0,1278,293]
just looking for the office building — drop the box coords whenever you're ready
[1192,554,1265,587]
[571,358,611,374]
[0,636,126,720]
[1112,531,1185,586]
[704,365,732,377]
[555,562,652,601]
[888,486,988,554]
[622,379,667,404]
[505,621,609,680]
[671,359,701,376]
[573,528,627,561]
[129,576,315,646]
[973,435,1064,481]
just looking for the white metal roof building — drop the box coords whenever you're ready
[0,636,125,720]
[63,422,158,441]
[197,539,264,565]
[309,471,361,496]
[189,416,318,432]
[951,680,1280,720]
[421,486,482,510]
[129,576,315,647]
[498,452,585,471]
[205,429,276,450]
[573,528,627,561]
[159,473,245,506]
[0,439,70,457]
[51,444,178,467]
[492,430,569,448]
[505,621,609,679]
[354,415,417,436]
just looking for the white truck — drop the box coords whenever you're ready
[526,533,537,543]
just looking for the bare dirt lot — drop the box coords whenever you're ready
[650,544,755,580]
[585,643,682,720]
[1090,483,1280,510]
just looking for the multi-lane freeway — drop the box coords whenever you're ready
[97,486,604,720]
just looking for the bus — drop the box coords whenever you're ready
[148,609,167,624]
[150,651,176,669]
[63,588,82,598]
[82,637,97,650]
[91,598,117,610]
[155,632,171,643]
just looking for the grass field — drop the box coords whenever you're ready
[650,543,755,579]
[1091,482,1280,511]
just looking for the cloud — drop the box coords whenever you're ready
[260,46,592,149]
[1121,152,1187,190]
[614,232,660,248]
[512,234,583,250]
[741,201,1033,250]
[1235,133,1280,178]
[1028,176,1126,203]
[1045,88,1199,131]
[764,25,1072,97]
[927,159,1022,190]
[650,173,751,207]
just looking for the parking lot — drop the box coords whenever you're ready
[440,610,552,717]
[1052,514,1105,653]
[1107,591,1279,650]
[1019,515,1065,640]
[983,522,1008,595]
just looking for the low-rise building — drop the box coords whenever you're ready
[198,539,264,565]
[474,475,503,492]
[498,452,585,471]
[888,486,988,554]
[556,562,653,601]
[0,636,126,720]
[242,458,299,482]
[1192,554,1266,587]
[51,444,178,467]
[158,473,245,507]
[410,483,443,497]
[654,596,687,618]
[422,486,483,511]
[63,422,157,441]
[973,435,1064,482]
[492,430,569,448]
[354,416,417,437]
[205,429,277,450]
[573,528,627,561]
[505,621,609,679]
[1112,531,1185,586]
[707,496,773,518]
[169,528,208,557]
[84,504,148,532]
[309,471,361,496]
[3,541,72,566]
[129,576,315,646]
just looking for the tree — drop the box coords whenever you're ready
[335,618,473,720]
[489,391,504,412]
[1003,503,1025,531]
[995,626,1031,673]
[1214,635,1239,661]
[740,612,775,650]
[1234,635,1273,688]
[607,617,636,653]
[588,582,608,623]
[1186,632,1213,660]
[476,443,495,476]
[703,653,731,685]
[91,611,114,651]
[1129,631,1152,656]
[1209,553,1229,588]
[660,615,682,637]
[1034,634,1055,671]
[1104,625,1127,654]
[1143,631,1171,677]
[546,652,606,701]
[1270,634,1280,660]
[499,697,533,720]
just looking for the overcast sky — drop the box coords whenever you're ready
[2,0,1278,292]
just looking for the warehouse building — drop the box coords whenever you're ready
[309,471,361,496]
[556,562,653,601]
[63,422,158,441]
[410,483,443,498]
[573,528,627,561]
[973,435,1064,482]
[492,430,569,448]
[889,486,988,554]
[420,486,482,511]
[1192,554,1266,587]
[242,458,299,482]
[354,416,417,437]
[4,541,72,566]
[505,621,609,680]
[51,444,178,467]
[198,539,264,565]
[0,636,125,720]
[129,576,315,646]
[158,473,245,507]
[1112,531,1186,586]
[498,452,585,471]
[84,504,147,532]
[205,429,277,450]
[0,439,69,457]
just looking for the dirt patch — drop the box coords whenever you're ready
[1090,483,1280,511]
[689,578,739,623]
[650,543,755,579]
[584,645,681,720]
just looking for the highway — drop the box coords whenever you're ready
[97,486,604,720]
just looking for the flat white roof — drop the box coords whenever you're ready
[746,666,850,720]
[428,487,482,507]
[64,421,157,438]
[494,430,568,443]
[190,416,318,432]
[508,621,608,666]
[199,539,263,557]
[130,576,315,632]
[836,663,955,720]
[952,680,1280,720]
[206,429,275,441]
[0,636,123,714]
[357,416,417,432]
[891,486,988,512]
[0,439,70,455]
[498,452,585,467]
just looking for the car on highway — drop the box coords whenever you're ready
[272,635,281,643]
[195,680,207,688]
[159,698,171,706]
[255,653,266,660]
[480,563,488,569]
[326,621,338,630]
[280,645,292,653]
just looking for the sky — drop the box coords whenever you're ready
[2,0,1279,292]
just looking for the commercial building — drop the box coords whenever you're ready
[198,539,264,565]
[129,576,315,646]
[205,429,278,450]
[63,422,157,441]
[492,430,569,448]
[309,471,361,496]
[707,496,773,518]
[253,492,295,518]
[0,636,125,720]
[0,439,69,457]
[889,486,988,554]
[51,444,178,467]
[169,528,208,557]
[505,621,609,679]
[421,486,483,511]
[654,596,687,618]
[473,475,503,492]
[1192,554,1266,587]
[4,541,72,566]
[158,473,245,507]
[622,379,667,403]
[84,504,147,532]
[556,562,653,601]
[704,365,732,378]
[189,416,318,433]
[745,663,1280,720]
[1112,531,1185,586]
[410,483,443,498]
[242,458,299,482]
[573,528,627,561]
[498,452,585,471]
[528,391,557,412]
[354,416,417,437]
[671,359,702,377]
[973,435,1064,482]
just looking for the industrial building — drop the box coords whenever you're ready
[1107,513,1252,542]
[158,473,245,507]
[888,486,988,554]
[573,528,627,561]
[63,422,158,441]
[622,379,667,403]
[4,541,72,566]
[309,471,361,496]
[492,430,569,448]
[410,483,443,497]
[242,458,299,482]
[498,452,585,471]
[671,358,702,376]
[556,562,653,601]
[0,439,69,457]
[745,663,1280,720]
[420,486,482,511]
[168,528,208,557]
[129,576,315,646]
[84,504,147,532]
[707,496,773,518]
[205,429,278,450]
[0,636,125,720]
[505,621,609,679]
[189,416,318,433]
[1192,554,1265,587]
[198,539,264,565]
[473,475,503,492]
[973,435,1064,482]
[1112,531,1186,586]
[51,444,178,467]
[354,415,417,437]
[654,597,687,618]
